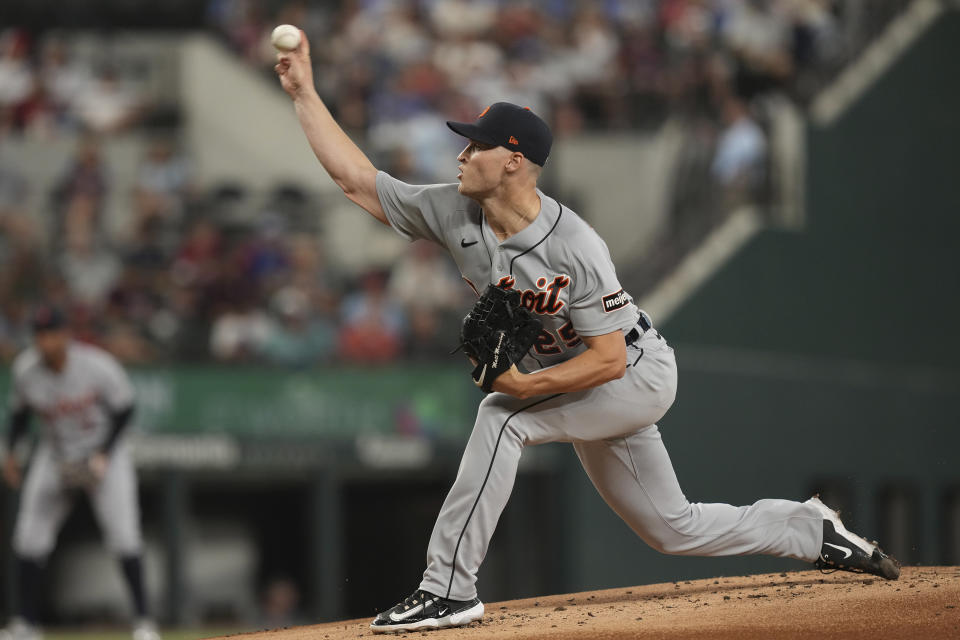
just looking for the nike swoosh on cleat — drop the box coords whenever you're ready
[460,239,479,247]
[389,599,435,622]
[824,542,853,559]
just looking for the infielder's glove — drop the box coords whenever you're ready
[459,284,542,392]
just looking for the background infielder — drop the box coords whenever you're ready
[1,306,159,640]
[274,30,900,634]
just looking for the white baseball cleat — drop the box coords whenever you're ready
[807,495,900,580]
[370,589,484,633]
[132,619,161,640]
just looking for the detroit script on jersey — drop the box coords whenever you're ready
[375,172,642,369]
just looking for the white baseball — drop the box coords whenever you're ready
[271,24,302,52]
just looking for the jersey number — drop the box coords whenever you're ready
[534,321,581,356]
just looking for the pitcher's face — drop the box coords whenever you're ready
[457,140,511,199]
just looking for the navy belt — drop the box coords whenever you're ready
[624,313,652,345]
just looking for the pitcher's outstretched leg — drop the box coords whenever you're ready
[575,426,819,560]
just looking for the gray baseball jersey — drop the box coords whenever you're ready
[377,172,825,601]
[9,342,134,461]
[377,173,641,370]
[8,342,142,558]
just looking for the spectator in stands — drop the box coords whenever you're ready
[243,213,292,293]
[722,0,795,98]
[285,232,340,315]
[133,138,194,234]
[124,215,170,276]
[429,0,498,41]
[52,136,108,246]
[209,293,272,362]
[711,95,767,202]
[786,0,842,97]
[339,270,406,365]
[403,305,459,362]
[58,228,121,309]
[387,240,466,315]
[208,0,267,64]
[0,30,34,119]
[259,285,335,367]
[14,82,58,138]
[100,315,157,364]
[0,192,49,322]
[73,67,141,134]
[39,37,92,127]
[171,218,221,290]
[105,254,178,357]
[388,241,465,360]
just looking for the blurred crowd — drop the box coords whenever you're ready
[0,130,470,366]
[0,29,147,138]
[211,0,845,189]
[0,1,857,367]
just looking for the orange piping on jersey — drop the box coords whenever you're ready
[463,276,481,298]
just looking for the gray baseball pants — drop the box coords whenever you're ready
[419,330,824,601]
[13,441,143,559]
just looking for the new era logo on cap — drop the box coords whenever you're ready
[447,102,553,166]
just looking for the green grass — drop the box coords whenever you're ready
[45,630,241,640]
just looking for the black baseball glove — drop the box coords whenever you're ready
[459,284,542,392]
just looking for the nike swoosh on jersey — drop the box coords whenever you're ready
[460,238,479,247]
[824,542,853,559]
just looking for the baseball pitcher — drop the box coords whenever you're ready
[1,306,159,640]
[275,30,900,634]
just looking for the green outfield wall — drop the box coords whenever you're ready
[0,365,478,441]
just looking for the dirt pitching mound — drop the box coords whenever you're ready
[208,566,959,639]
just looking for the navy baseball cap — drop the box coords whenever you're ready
[30,303,66,332]
[447,102,553,167]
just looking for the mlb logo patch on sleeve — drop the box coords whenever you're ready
[602,289,630,313]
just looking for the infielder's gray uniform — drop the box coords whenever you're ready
[376,172,823,601]
[8,342,142,558]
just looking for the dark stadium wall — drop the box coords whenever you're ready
[558,10,960,592]
[664,12,960,368]
[0,0,205,29]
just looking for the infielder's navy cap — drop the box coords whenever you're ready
[30,303,66,332]
[447,102,553,167]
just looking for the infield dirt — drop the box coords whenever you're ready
[208,566,960,639]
